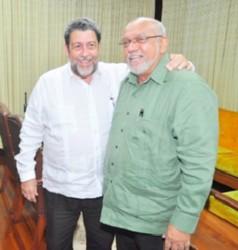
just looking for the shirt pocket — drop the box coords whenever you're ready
[131,118,176,166]
[47,105,77,134]
[127,117,179,185]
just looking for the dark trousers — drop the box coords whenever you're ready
[44,189,114,250]
[116,228,164,250]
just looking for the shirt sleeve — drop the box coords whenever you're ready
[170,79,219,233]
[188,60,195,71]
[15,77,44,182]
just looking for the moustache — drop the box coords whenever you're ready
[127,53,145,61]
[78,57,93,63]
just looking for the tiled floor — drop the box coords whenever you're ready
[73,216,117,249]
[73,217,86,249]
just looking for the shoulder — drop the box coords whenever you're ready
[33,64,69,95]
[98,62,129,85]
[40,64,68,79]
[166,69,203,85]
[166,70,216,96]
[98,61,128,73]
[35,64,69,90]
[161,70,218,109]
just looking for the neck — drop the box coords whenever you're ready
[138,75,149,85]
[73,70,93,84]
[81,75,93,84]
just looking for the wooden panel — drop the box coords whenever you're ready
[191,209,238,249]
[214,169,238,190]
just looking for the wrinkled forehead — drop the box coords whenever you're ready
[69,30,98,43]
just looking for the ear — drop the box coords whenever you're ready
[160,37,168,54]
[64,44,70,56]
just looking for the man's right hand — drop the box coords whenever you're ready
[21,179,38,203]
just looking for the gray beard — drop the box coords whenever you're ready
[71,61,98,78]
[129,61,151,75]
[127,52,158,76]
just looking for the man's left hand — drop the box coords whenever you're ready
[167,54,194,71]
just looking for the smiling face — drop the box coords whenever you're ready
[65,30,100,83]
[123,18,167,84]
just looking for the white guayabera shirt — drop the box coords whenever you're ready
[15,62,128,199]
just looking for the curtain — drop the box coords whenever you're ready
[162,0,238,111]
[0,0,155,114]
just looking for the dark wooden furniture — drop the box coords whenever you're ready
[214,169,238,190]
[0,102,11,193]
[6,114,46,250]
[0,105,46,250]
[0,158,46,249]
[210,188,238,212]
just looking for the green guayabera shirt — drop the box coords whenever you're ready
[101,54,219,235]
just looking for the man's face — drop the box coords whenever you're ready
[66,30,99,79]
[122,21,166,81]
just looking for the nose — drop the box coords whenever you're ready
[80,45,90,56]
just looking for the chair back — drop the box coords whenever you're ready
[0,103,18,179]
[7,115,23,155]
[0,105,46,247]
[6,114,24,180]
[0,102,12,191]
[0,102,11,151]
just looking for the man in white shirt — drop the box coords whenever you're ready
[15,17,193,250]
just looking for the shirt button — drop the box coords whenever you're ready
[121,129,123,132]
[115,145,118,149]
[127,112,129,115]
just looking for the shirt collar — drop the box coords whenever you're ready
[126,53,170,86]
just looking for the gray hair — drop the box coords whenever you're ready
[64,17,101,46]
[128,17,166,36]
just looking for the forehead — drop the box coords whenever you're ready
[69,30,98,43]
[124,20,156,37]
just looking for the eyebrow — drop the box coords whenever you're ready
[71,41,96,44]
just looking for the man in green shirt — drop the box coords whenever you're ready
[100,17,219,250]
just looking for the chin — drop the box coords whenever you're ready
[130,66,147,75]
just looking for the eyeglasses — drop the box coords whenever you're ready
[119,35,162,48]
